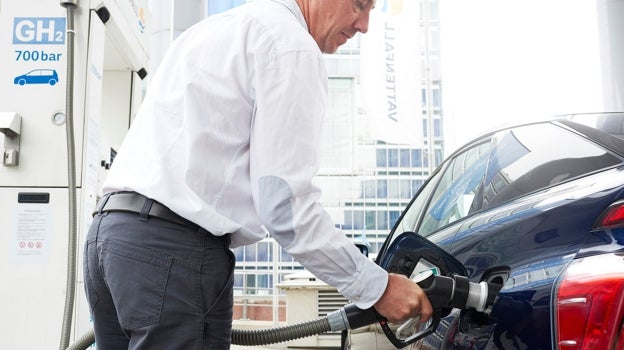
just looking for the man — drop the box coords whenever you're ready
[83,0,433,348]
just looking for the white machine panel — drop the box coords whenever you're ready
[0,1,89,187]
[0,188,79,348]
[0,0,149,349]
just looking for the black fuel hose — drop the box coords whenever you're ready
[66,318,335,349]
[66,304,367,349]
[231,317,332,345]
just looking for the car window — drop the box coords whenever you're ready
[399,122,623,238]
[417,142,491,236]
[479,123,622,210]
[395,169,443,235]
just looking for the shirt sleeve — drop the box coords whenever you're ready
[249,49,388,309]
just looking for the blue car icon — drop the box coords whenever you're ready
[14,69,59,86]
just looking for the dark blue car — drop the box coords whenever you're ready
[379,113,624,349]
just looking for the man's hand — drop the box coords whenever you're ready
[373,273,433,323]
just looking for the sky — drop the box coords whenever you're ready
[438,0,603,155]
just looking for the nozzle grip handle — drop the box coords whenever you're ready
[377,309,440,348]
[375,273,455,348]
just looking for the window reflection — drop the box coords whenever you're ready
[412,123,621,237]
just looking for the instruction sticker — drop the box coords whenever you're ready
[10,204,52,263]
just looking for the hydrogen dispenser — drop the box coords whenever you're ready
[0,0,149,348]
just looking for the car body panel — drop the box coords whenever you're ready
[438,169,624,349]
[381,115,624,350]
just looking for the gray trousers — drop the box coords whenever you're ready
[83,210,234,349]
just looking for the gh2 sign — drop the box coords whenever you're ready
[13,17,66,45]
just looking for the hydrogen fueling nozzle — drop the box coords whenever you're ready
[414,270,498,312]
[321,231,504,348]
[325,271,500,348]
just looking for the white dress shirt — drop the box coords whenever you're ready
[103,0,388,308]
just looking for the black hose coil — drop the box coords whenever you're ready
[232,317,332,346]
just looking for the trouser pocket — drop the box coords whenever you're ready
[99,239,173,330]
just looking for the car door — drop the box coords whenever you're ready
[383,137,496,349]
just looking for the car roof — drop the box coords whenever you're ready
[453,112,624,158]
[560,112,624,140]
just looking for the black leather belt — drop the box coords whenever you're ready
[94,191,198,229]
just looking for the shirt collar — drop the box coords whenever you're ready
[269,0,308,32]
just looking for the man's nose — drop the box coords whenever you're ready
[354,10,370,34]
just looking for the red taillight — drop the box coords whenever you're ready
[594,200,624,230]
[555,254,624,349]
